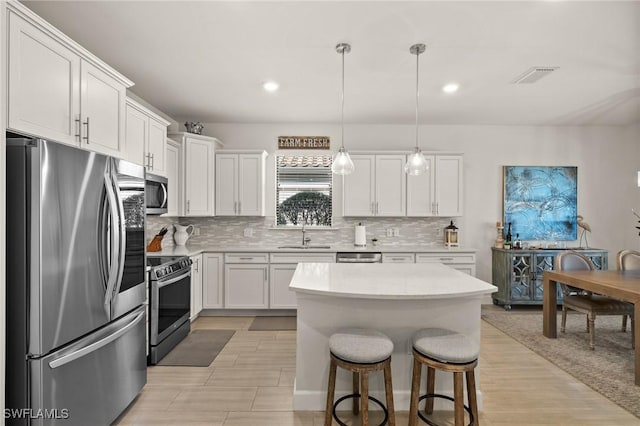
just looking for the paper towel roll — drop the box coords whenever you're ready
[355,225,367,246]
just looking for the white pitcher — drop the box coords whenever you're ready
[174,224,194,246]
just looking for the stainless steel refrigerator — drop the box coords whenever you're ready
[6,137,147,425]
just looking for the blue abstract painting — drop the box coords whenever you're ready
[503,166,577,241]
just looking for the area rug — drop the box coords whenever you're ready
[157,330,235,367]
[249,316,297,331]
[481,306,640,418]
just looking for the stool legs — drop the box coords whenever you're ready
[325,358,337,426]
[383,361,395,426]
[466,370,479,425]
[353,372,360,414]
[453,372,464,426]
[325,354,395,426]
[360,371,369,426]
[425,367,435,415]
[409,357,421,426]
[410,349,479,426]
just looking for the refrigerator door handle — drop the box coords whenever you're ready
[48,311,145,369]
[110,161,127,304]
[103,166,121,315]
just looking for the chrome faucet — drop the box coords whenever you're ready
[301,223,310,246]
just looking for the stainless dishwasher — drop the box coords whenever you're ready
[336,252,383,263]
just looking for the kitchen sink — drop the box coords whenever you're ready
[277,245,332,249]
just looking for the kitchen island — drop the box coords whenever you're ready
[290,262,497,411]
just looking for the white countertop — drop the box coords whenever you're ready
[146,244,477,257]
[290,262,497,299]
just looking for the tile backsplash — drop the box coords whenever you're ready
[146,216,452,248]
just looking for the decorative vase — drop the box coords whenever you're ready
[174,224,194,246]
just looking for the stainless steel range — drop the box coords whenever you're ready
[147,256,192,364]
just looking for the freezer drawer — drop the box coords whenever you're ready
[27,307,146,426]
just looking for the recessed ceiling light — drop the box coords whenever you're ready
[263,81,279,92]
[442,83,459,94]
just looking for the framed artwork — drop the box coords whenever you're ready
[503,166,577,241]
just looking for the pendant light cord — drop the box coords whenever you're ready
[415,46,420,150]
[341,47,345,150]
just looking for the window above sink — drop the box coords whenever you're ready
[275,155,333,228]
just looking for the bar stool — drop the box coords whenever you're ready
[325,328,396,426]
[409,328,479,426]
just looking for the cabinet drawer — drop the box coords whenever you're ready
[416,252,476,264]
[270,253,336,264]
[224,253,269,263]
[382,253,415,263]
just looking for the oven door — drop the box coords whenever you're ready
[150,269,191,346]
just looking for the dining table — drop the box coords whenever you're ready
[542,269,640,385]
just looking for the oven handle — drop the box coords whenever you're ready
[157,270,191,289]
[160,182,168,208]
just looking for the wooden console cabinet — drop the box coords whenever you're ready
[491,247,608,310]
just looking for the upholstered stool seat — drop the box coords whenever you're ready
[409,328,479,426]
[325,328,396,426]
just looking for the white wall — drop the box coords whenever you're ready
[203,122,640,282]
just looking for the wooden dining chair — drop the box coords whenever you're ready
[556,251,633,350]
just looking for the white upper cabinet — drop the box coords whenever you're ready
[7,4,133,157]
[168,132,223,217]
[343,154,406,217]
[215,150,267,216]
[407,154,463,217]
[124,98,170,175]
[164,138,181,217]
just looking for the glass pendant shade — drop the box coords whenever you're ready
[404,146,429,176]
[331,146,355,175]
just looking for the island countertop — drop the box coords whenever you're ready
[290,262,497,299]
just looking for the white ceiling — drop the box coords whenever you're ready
[23,1,640,126]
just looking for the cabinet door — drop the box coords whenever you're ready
[407,155,435,216]
[184,137,214,216]
[269,264,298,308]
[343,155,375,216]
[375,155,406,216]
[511,253,535,302]
[190,255,203,320]
[435,155,463,217]
[8,11,81,146]
[238,154,265,216]
[382,253,415,263]
[224,264,268,308]
[80,60,126,157]
[147,118,167,176]
[164,140,180,217]
[124,104,147,166]
[203,254,224,309]
[215,154,238,216]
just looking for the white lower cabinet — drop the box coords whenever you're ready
[224,253,269,308]
[202,253,224,309]
[190,254,203,320]
[269,253,336,309]
[269,264,298,308]
[415,252,477,276]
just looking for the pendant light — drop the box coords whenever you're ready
[331,43,355,175]
[405,43,429,176]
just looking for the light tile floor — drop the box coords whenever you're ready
[114,314,640,425]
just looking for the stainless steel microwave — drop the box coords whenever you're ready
[145,173,168,215]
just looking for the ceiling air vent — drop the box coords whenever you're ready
[511,66,559,84]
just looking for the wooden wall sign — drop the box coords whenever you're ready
[278,136,330,150]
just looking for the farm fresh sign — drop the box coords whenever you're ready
[278,136,330,150]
